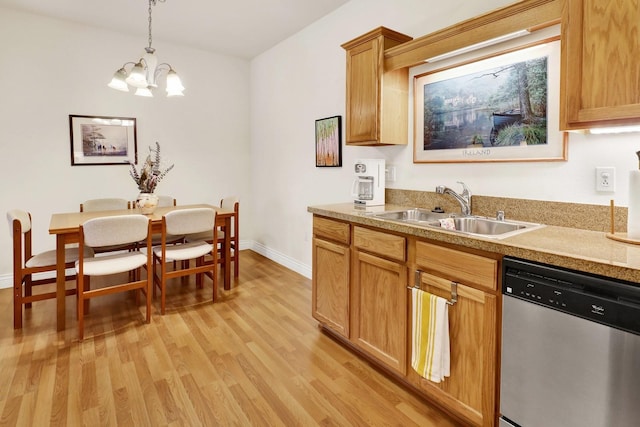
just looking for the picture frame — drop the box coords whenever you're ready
[413,37,567,163]
[69,114,137,166]
[315,115,342,167]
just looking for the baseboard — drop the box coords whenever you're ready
[0,273,11,290]
[0,241,312,289]
[244,241,312,279]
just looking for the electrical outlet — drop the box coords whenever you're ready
[596,167,615,192]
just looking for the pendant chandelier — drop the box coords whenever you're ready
[108,0,184,97]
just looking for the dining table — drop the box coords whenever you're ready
[49,204,234,331]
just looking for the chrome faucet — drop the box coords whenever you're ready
[436,181,472,216]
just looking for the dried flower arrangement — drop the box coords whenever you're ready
[129,142,174,193]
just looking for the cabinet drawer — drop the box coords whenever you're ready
[313,216,350,244]
[354,226,406,262]
[416,241,497,291]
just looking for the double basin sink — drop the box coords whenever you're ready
[369,208,544,239]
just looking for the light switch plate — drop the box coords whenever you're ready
[385,166,396,182]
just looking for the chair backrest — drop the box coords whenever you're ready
[7,210,32,264]
[82,215,149,247]
[157,196,177,207]
[80,198,130,212]
[7,209,31,237]
[165,208,215,235]
[220,197,239,236]
[220,196,239,212]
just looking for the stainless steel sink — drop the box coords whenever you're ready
[442,217,533,236]
[371,208,449,223]
[370,209,543,239]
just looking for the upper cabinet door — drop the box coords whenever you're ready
[561,0,640,130]
[342,27,412,146]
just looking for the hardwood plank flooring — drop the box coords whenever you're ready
[0,250,462,426]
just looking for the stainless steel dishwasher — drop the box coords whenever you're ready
[500,257,640,427]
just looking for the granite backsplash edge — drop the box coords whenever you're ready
[386,188,626,233]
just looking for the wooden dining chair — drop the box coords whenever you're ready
[76,214,152,341]
[7,209,94,329]
[152,208,218,314]
[183,197,238,277]
[220,197,239,277]
[80,198,130,212]
[80,198,136,254]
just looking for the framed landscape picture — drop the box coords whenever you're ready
[315,115,342,167]
[69,114,137,166]
[413,38,567,163]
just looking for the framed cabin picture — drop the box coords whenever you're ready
[69,114,137,166]
[413,36,567,163]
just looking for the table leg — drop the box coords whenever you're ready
[56,235,66,331]
[224,216,231,290]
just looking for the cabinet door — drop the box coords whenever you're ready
[407,272,497,427]
[312,237,350,338]
[562,0,640,129]
[351,251,407,375]
[345,38,380,143]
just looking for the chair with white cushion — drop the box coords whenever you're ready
[152,208,218,314]
[184,197,239,278]
[80,198,135,254]
[76,214,152,341]
[80,198,130,213]
[219,197,239,277]
[7,209,94,329]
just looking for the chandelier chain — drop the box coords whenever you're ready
[148,0,153,49]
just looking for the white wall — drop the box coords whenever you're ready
[2,1,639,285]
[250,0,640,275]
[0,8,252,282]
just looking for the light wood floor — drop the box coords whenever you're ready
[0,250,461,426]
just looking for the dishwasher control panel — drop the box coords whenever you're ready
[503,257,640,335]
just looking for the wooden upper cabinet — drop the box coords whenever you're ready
[561,0,640,130]
[342,27,412,146]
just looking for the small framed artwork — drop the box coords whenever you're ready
[413,37,567,163]
[315,115,342,167]
[69,114,137,166]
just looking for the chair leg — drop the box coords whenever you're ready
[25,274,32,309]
[145,274,152,324]
[13,277,22,329]
[160,256,167,315]
[196,257,204,289]
[84,277,91,315]
[212,251,218,303]
[78,275,85,341]
[233,243,239,278]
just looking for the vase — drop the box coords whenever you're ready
[136,192,159,214]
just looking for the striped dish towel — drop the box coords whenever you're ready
[411,288,450,383]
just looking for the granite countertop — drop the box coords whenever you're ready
[308,203,640,284]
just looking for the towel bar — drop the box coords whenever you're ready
[410,270,458,306]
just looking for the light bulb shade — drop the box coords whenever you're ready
[125,61,148,88]
[108,68,129,92]
[135,86,154,97]
[165,70,185,95]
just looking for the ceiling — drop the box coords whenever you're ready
[0,0,351,59]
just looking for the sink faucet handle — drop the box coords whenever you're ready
[456,181,471,200]
[496,210,505,221]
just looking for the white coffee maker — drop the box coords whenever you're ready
[351,159,386,206]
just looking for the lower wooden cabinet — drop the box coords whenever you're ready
[351,250,407,375]
[312,217,351,339]
[407,271,497,427]
[310,215,501,426]
[410,241,499,427]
